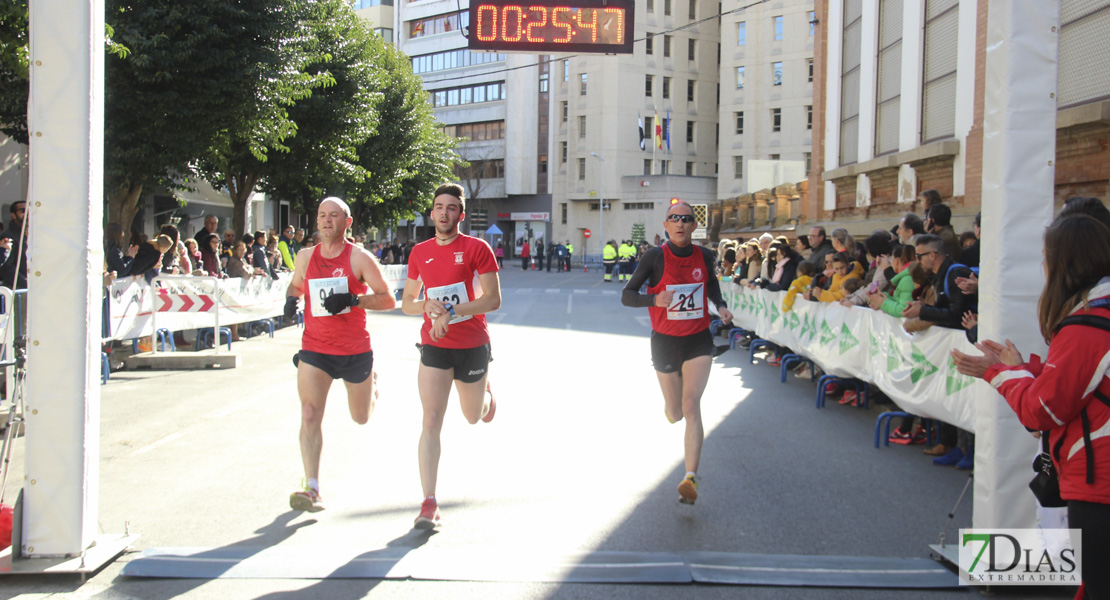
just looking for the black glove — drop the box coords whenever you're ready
[284,296,299,320]
[323,292,359,315]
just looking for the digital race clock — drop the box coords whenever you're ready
[467,0,635,55]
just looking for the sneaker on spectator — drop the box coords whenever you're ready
[838,390,857,405]
[767,356,782,366]
[677,474,699,505]
[888,428,912,444]
[414,497,441,529]
[289,487,325,513]
[824,383,842,397]
[794,364,813,379]
[933,447,964,466]
[955,447,974,470]
[910,426,928,445]
[739,337,753,349]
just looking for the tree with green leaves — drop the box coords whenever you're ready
[105,0,319,233]
[259,0,383,216]
[0,0,28,145]
[345,33,457,231]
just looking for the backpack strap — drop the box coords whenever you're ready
[1056,314,1110,334]
[1050,313,1110,485]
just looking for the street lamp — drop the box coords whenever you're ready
[589,152,604,262]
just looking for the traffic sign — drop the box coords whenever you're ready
[583,229,592,238]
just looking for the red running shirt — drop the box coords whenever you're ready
[407,234,499,349]
[302,242,371,355]
[647,243,711,336]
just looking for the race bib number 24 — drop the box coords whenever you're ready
[666,283,704,320]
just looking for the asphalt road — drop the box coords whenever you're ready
[1,266,1074,599]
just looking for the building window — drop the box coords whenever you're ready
[841,0,863,165]
[663,76,671,99]
[578,157,586,180]
[685,161,694,176]
[560,203,567,224]
[665,0,672,16]
[561,101,568,122]
[687,79,695,102]
[807,105,813,130]
[430,82,505,107]
[645,75,653,96]
[644,159,652,175]
[773,15,784,41]
[664,35,672,57]
[772,61,783,86]
[809,11,816,35]
[411,49,505,74]
[734,155,743,179]
[442,120,506,141]
[355,0,394,8]
[560,141,567,163]
[736,66,745,89]
[772,108,781,132]
[580,73,588,95]
[737,21,746,45]
[805,152,812,175]
[539,73,549,93]
[539,154,547,174]
[646,34,654,55]
[374,27,394,43]
[578,115,587,138]
[625,202,655,210]
[735,111,744,134]
[875,0,904,155]
[454,159,505,179]
[922,0,957,143]
[770,153,780,160]
[647,0,654,12]
[808,59,814,83]
[688,38,696,61]
[660,160,669,174]
[409,10,469,39]
[686,120,695,143]
[689,0,696,20]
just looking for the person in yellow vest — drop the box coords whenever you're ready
[618,240,635,282]
[602,240,618,281]
[565,241,573,272]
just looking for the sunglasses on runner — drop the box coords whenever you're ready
[667,214,696,224]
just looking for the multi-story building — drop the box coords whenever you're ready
[391,0,551,253]
[0,136,27,215]
[807,0,1110,235]
[716,0,816,240]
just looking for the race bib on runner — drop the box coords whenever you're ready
[308,276,350,318]
[426,281,472,324]
[666,283,704,320]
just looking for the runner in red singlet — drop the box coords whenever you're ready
[621,201,734,505]
[283,197,395,512]
[401,183,501,529]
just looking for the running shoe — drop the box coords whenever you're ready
[481,381,496,423]
[838,390,857,405]
[888,428,912,444]
[767,356,782,366]
[289,487,325,513]
[414,498,441,529]
[677,474,699,505]
[794,364,813,379]
[910,426,928,445]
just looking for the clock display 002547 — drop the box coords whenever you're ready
[467,0,635,54]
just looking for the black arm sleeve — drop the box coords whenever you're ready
[622,247,662,308]
[701,246,726,309]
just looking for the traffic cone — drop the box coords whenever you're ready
[531,258,536,270]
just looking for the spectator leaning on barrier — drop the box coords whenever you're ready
[901,233,975,330]
[130,234,173,283]
[870,244,918,316]
[804,226,835,271]
[757,242,801,292]
[199,233,224,278]
[104,222,137,278]
[251,230,276,278]
[782,261,816,312]
[843,230,895,307]
[952,215,1110,599]
[183,238,202,272]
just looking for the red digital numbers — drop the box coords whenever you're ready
[473,3,626,47]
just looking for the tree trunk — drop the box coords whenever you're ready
[226,171,259,235]
[107,180,145,242]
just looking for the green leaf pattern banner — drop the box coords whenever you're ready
[721,285,981,431]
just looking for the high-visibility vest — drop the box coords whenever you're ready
[566,244,574,254]
[603,245,618,260]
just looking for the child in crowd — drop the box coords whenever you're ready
[870,244,918,316]
[810,254,856,302]
[782,261,816,312]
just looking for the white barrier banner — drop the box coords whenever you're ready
[106,266,410,342]
[722,284,980,432]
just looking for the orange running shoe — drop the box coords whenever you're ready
[677,474,699,505]
[414,497,441,529]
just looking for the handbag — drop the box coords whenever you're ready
[1029,433,1066,508]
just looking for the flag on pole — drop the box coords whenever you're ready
[654,109,662,150]
[638,112,645,151]
[666,108,671,152]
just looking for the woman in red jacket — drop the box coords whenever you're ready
[953,214,1110,600]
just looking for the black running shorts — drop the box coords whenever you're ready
[418,343,492,383]
[650,329,714,374]
[294,350,374,383]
